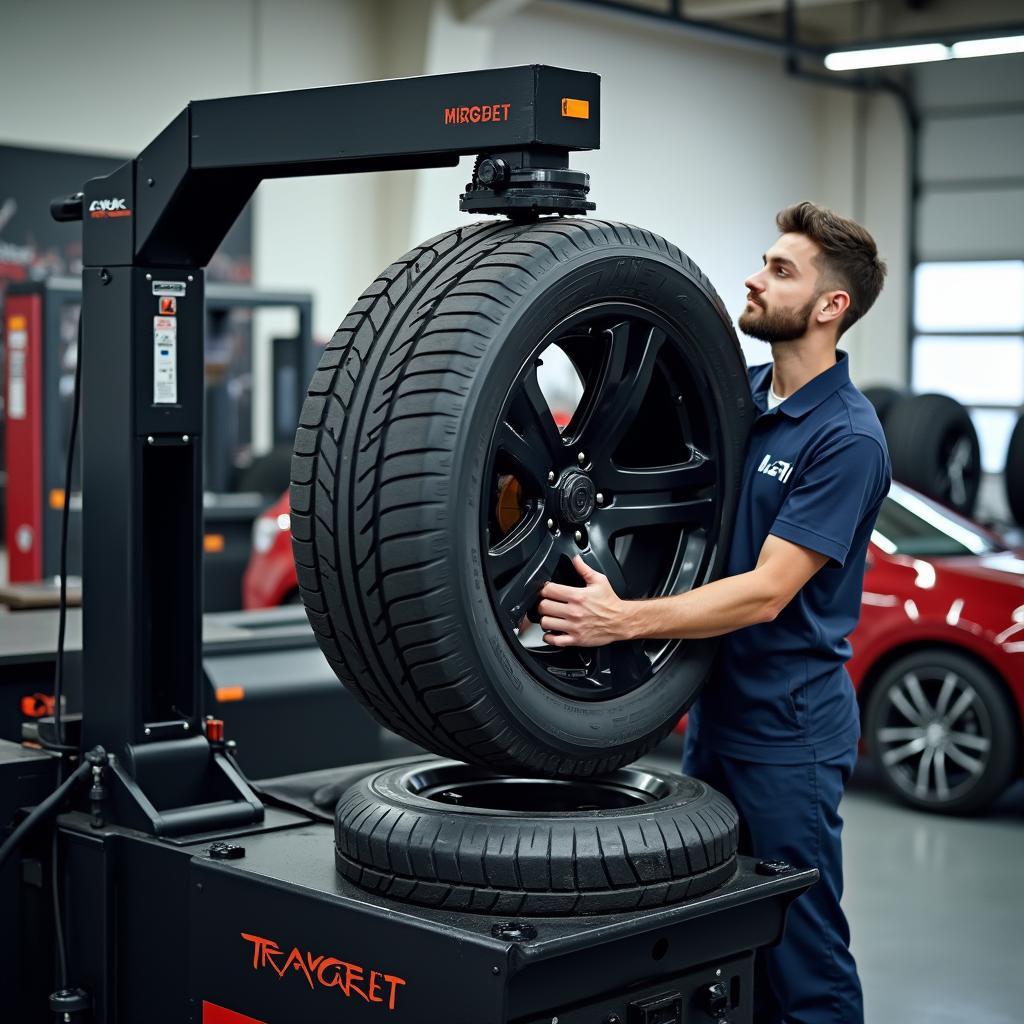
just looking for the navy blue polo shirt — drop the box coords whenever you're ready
[689,349,891,764]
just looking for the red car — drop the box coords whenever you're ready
[243,481,1024,814]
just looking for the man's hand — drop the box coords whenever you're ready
[537,556,630,647]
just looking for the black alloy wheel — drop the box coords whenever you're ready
[485,302,721,703]
[292,218,753,776]
[865,649,1018,814]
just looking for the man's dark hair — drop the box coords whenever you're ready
[776,201,886,338]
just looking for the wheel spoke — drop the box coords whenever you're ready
[935,672,958,718]
[488,511,549,579]
[933,749,950,800]
[942,687,975,729]
[877,727,925,743]
[495,533,562,627]
[944,742,983,775]
[578,539,630,600]
[495,419,551,489]
[889,687,926,727]
[598,493,715,536]
[915,745,936,797]
[602,446,716,495]
[589,640,652,691]
[505,365,564,475]
[882,736,928,766]
[576,322,665,458]
[903,672,936,722]
[947,731,990,753]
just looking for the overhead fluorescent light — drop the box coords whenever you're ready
[951,34,1024,59]
[824,43,949,71]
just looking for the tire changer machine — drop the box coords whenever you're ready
[0,66,815,1024]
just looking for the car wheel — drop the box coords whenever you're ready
[334,759,738,914]
[883,393,981,516]
[291,218,753,776]
[865,650,1018,814]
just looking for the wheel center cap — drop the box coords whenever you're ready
[926,723,945,746]
[559,472,596,524]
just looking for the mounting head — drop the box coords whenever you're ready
[461,149,595,221]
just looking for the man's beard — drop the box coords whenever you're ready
[738,296,816,343]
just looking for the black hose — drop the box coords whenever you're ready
[0,760,90,874]
[50,311,83,752]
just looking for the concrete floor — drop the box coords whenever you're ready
[647,740,1024,1023]
[843,765,1024,1024]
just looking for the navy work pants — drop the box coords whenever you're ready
[683,734,863,1024]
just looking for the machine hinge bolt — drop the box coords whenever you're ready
[99,268,111,285]
[548,470,556,483]
[146,177,155,187]
[182,434,189,443]
[596,493,604,505]
[146,436,154,445]
[577,452,586,464]
[182,722,189,731]
[145,273,152,281]
[716,968,722,976]
[574,530,583,543]
[547,518,555,530]
[144,727,151,736]
[187,275,194,282]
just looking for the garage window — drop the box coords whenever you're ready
[912,260,1024,472]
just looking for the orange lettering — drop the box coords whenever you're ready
[242,931,407,1011]
[444,107,456,124]
[502,103,510,120]
[369,970,383,1003]
[384,975,407,1011]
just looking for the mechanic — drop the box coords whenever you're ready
[537,201,890,1024]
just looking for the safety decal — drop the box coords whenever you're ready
[88,198,131,219]
[6,318,27,419]
[158,296,177,315]
[240,931,407,1012]
[153,316,178,405]
[152,280,186,297]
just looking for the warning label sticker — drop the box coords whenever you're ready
[7,326,27,419]
[152,280,186,297]
[154,316,178,405]
[159,296,177,315]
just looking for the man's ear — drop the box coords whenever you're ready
[816,290,850,326]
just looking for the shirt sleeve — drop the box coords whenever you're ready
[770,433,889,567]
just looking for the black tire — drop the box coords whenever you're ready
[291,219,752,776]
[1004,412,1024,526]
[861,384,907,429]
[883,393,981,515]
[865,649,1018,814]
[334,759,739,915]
